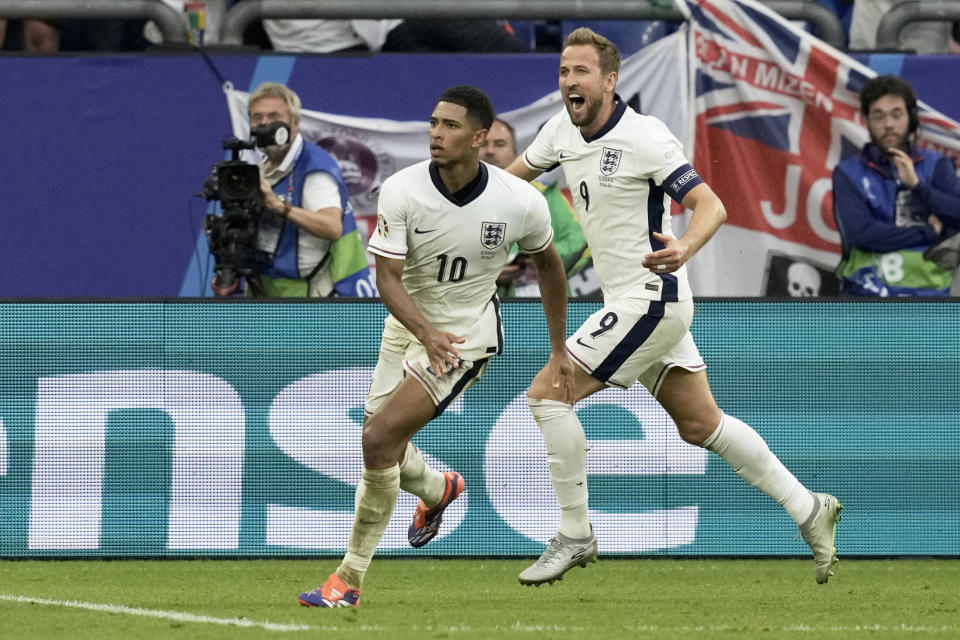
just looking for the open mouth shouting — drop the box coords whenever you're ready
[565,91,587,115]
[564,90,598,127]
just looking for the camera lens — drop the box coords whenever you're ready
[227,171,254,191]
[217,163,261,201]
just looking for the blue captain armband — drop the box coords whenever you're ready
[664,163,703,202]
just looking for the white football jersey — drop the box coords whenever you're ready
[368,160,553,356]
[524,98,703,303]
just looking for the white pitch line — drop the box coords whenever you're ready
[0,594,310,633]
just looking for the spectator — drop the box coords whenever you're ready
[481,117,588,296]
[0,18,146,52]
[259,14,528,54]
[833,75,960,296]
[221,82,372,297]
[0,19,61,52]
[146,1,272,50]
[147,1,225,47]
[382,19,530,52]
[262,19,392,54]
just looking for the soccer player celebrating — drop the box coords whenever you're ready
[297,85,574,608]
[505,28,842,586]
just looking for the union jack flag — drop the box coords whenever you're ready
[679,0,960,255]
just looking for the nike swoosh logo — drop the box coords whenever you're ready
[575,337,595,350]
[414,227,438,234]
[559,152,573,160]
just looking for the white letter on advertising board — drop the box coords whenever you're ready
[485,386,707,552]
[266,369,466,549]
[29,370,244,550]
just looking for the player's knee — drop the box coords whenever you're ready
[674,410,722,446]
[360,424,381,456]
[526,366,561,402]
[676,424,707,446]
[361,417,397,464]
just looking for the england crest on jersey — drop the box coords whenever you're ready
[481,222,507,249]
[600,147,622,175]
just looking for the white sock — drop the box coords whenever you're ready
[527,397,592,539]
[702,413,816,525]
[337,465,400,589]
[398,442,446,506]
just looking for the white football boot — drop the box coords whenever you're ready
[518,528,597,586]
[799,492,843,584]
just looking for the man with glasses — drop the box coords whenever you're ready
[833,75,960,296]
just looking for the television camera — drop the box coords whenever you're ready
[202,122,290,296]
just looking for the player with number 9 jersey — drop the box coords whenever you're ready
[502,27,841,590]
[523,101,702,304]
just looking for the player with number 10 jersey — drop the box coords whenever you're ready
[368,160,553,362]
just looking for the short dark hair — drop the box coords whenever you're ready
[437,85,495,130]
[860,74,919,134]
[860,75,917,117]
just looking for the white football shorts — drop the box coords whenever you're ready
[365,319,491,418]
[566,297,705,395]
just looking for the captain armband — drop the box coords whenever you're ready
[664,164,703,202]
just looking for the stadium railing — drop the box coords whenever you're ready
[217,0,848,50]
[0,0,187,44]
[876,0,960,50]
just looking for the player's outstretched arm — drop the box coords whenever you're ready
[374,254,464,376]
[642,182,727,273]
[505,155,544,182]
[677,182,727,257]
[529,244,575,403]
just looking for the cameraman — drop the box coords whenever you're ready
[246,82,371,297]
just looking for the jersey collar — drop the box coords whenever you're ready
[582,94,627,143]
[429,161,489,207]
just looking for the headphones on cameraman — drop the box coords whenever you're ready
[896,81,919,136]
[907,100,920,136]
[251,122,291,147]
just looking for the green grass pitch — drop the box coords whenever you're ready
[1,558,957,639]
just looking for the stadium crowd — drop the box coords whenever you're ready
[5,0,958,54]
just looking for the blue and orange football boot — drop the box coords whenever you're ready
[407,471,465,548]
[297,572,360,608]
